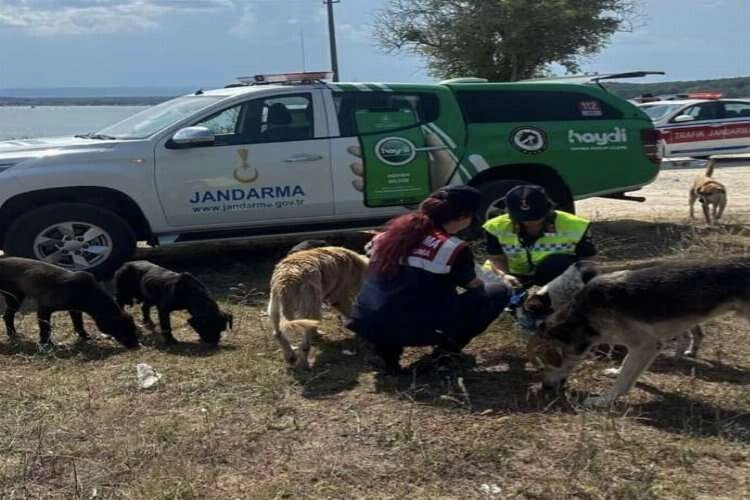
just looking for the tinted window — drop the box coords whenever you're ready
[193,103,246,146]
[250,94,314,142]
[196,104,243,136]
[724,101,750,118]
[674,102,723,122]
[334,91,440,137]
[456,90,623,123]
[193,93,314,145]
[641,103,683,121]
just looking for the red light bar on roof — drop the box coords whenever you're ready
[688,92,722,99]
[236,71,334,85]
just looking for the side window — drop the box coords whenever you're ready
[456,90,623,123]
[194,104,246,145]
[674,102,723,122]
[334,92,440,137]
[244,94,314,143]
[724,101,750,118]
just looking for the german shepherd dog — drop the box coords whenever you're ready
[114,261,232,345]
[519,261,704,360]
[268,246,369,369]
[689,159,727,225]
[0,257,139,348]
[527,257,748,407]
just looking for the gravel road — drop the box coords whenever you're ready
[577,160,750,223]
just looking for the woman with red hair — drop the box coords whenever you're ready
[345,185,511,373]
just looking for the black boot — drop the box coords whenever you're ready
[373,344,404,375]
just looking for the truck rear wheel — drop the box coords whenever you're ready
[477,179,575,222]
[4,203,136,279]
[461,179,574,241]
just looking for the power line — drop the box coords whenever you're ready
[323,0,341,82]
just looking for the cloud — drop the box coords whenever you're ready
[0,0,233,35]
[228,3,256,39]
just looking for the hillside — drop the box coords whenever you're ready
[2,77,750,106]
[604,76,750,99]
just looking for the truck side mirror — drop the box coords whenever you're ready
[168,126,215,148]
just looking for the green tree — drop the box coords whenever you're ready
[374,0,637,81]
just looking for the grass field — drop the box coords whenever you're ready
[1,186,749,497]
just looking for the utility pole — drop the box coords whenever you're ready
[300,27,306,72]
[324,0,341,82]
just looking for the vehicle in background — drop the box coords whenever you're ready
[638,95,750,158]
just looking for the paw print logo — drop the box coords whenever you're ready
[233,148,259,183]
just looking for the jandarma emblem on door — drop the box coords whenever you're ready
[233,148,259,183]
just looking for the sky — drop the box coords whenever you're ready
[0,0,748,90]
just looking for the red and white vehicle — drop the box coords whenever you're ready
[638,95,750,158]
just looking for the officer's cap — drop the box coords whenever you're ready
[504,184,553,222]
[431,185,481,213]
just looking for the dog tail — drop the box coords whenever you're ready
[704,158,716,177]
[268,290,320,365]
[279,319,321,336]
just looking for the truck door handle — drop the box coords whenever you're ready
[285,154,324,163]
[414,145,449,152]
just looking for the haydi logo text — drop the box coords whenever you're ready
[568,127,628,151]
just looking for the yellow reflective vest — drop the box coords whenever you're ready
[482,211,590,277]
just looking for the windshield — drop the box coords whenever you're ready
[641,104,683,121]
[95,95,223,139]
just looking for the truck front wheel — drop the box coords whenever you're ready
[4,203,136,279]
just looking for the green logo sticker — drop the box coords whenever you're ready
[375,137,416,166]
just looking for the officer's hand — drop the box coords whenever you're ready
[502,273,522,290]
[346,127,458,194]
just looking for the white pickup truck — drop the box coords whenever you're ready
[0,71,660,277]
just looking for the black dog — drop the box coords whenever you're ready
[0,257,139,348]
[114,261,232,345]
[287,239,329,255]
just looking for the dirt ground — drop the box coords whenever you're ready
[0,164,749,499]
[577,163,750,223]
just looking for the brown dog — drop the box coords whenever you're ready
[689,159,727,224]
[267,246,369,369]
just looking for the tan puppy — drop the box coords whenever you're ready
[267,246,369,369]
[689,159,727,224]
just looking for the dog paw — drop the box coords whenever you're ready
[602,367,621,377]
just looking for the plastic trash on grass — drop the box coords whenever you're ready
[136,363,162,389]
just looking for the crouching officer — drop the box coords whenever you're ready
[345,185,511,374]
[482,184,596,289]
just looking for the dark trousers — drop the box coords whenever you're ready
[348,283,510,354]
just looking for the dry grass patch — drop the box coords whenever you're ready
[0,221,749,498]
